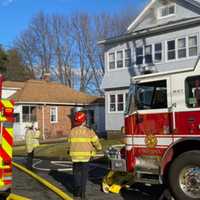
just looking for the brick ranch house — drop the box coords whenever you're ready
[2,80,105,141]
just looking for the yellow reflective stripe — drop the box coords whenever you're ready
[70,138,92,143]
[0,180,4,186]
[2,137,12,158]
[91,136,98,142]
[0,116,6,122]
[6,128,13,138]
[1,100,13,108]
[72,159,89,162]
[70,152,92,156]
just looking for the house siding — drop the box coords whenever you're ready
[103,25,200,89]
[133,0,200,32]
[102,0,200,137]
[105,89,128,134]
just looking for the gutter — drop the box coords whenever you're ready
[14,101,104,106]
[98,17,200,45]
[14,101,90,106]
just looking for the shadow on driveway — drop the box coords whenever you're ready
[48,165,170,200]
[49,170,74,194]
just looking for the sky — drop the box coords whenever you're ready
[0,0,148,47]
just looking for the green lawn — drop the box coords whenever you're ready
[13,139,122,159]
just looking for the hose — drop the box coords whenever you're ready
[12,162,73,200]
[7,193,31,200]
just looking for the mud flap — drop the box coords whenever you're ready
[102,171,134,194]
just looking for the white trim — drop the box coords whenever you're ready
[15,101,90,106]
[107,48,132,71]
[50,106,58,123]
[2,87,22,90]
[153,42,163,64]
[125,135,200,147]
[108,92,128,114]
[157,3,176,19]
[165,34,198,63]
[127,0,156,32]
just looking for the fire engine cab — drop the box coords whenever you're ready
[105,59,200,200]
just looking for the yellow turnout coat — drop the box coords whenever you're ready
[68,125,102,162]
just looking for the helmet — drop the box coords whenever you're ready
[74,112,86,125]
[25,122,33,128]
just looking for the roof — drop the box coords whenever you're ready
[127,0,156,32]
[99,16,200,45]
[127,0,200,32]
[3,81,25,89]
[9,80,104,105]
[98,0,200,45]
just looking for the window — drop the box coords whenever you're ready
[167,35,198,61]
[50,107,58,123]
[117,51,123,68]
[136,80,167,110]
[136,47,143,65]
[109,95,116,112]
[189,36,198,57]
[117,94,124,111]
[154,43,162,63]
[22,106,36,122]
[159,4,175,18]
[167,40,176,60]
[178,38,186,58]
[109,93,127,112]
[185,76,200,108]
[145,45,153,64]
[109,53,115,69]
[125,49,131,67]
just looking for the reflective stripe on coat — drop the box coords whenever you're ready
[68,125,102,162]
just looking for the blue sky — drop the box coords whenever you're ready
[0,0,148,47]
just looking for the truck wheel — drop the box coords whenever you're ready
[168,151,200,200]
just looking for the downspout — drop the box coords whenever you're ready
[42,105,45,140]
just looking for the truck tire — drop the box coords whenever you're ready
[168,150,200,200]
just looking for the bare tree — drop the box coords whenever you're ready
[51,15,75,87]
[14,8,137,94]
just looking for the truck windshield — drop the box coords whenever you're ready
[125,80,167,114]
[136,80,167,110]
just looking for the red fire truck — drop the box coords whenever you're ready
[0,76,14,200]
[104,59,200,200]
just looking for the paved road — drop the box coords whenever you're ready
[13,157,169,200]
[12,167,61,200]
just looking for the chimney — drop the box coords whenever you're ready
[43,72,51,82]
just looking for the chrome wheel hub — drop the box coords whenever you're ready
[179,166,200,198]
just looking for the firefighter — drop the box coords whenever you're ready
[25,122,35,170]
[68,111,102,200]
[33,123,41,149]
[25,122,41,170]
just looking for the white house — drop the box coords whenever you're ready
[100,0,200,138]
